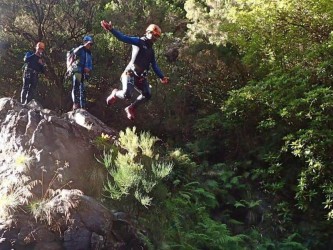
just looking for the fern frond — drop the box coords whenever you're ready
[139,131,158,158]
[152,161,173,179]
[119,127,139,158]
[134,190,152,207]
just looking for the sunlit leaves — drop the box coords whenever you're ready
[102,127,173,208]
[185,0,227,45]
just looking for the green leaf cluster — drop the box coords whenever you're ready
[101,127,173,208]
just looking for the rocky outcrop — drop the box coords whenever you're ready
[0,98,144,249]
[0,98,118,194]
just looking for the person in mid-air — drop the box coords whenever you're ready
[101,20,169,120]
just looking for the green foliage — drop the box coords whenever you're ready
[150,171,245,249]
[0,151,37,221]
[27,160,77,225]
[93,133,115,151]
[218,66,333,239]
[182,1,333,248]
[0,150,77,228]
[1,0,333,248]
[184,0,228,45]
[0,0,106,111]
[248,231,308,250]
[143,149,262,249]
[168,148,198,185]
[101,127,173,209]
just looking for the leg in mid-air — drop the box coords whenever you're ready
[106,72,135,105]
[124,77,151,120]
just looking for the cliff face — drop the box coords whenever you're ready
[0,98,143,250]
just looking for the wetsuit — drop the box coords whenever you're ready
[21,52,45,104]
[110,28,165,108]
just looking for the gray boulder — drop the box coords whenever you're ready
[0,98,144,250]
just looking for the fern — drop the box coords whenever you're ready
[134,190,152,208]
[139,131,159,158]
[101,127,174,209]
[152,161,173,179]
[119,127,140,159]
[159,183,245,250]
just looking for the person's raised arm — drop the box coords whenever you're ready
[101,20,141,46]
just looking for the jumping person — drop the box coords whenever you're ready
[101,20,169,120]
[21,42,46,104]
[71,36,93,110]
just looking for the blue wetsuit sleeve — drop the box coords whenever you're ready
[24,51,35,62]
[151,52,164,79]
[110,28,141,46]
[73,45,84,55]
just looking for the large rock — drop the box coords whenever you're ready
[0,98,145,249]
[0,97,117,194]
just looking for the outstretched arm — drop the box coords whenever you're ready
[101,20,141,46]
[151,52,169,84]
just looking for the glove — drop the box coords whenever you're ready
[101,20,112,31]
[160,77,169,85]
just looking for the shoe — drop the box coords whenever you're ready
[125,105,135,120]
[106,89,118,105]
[72,103,80,110]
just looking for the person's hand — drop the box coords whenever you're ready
[160,77,169,84]
[101,20,112,31]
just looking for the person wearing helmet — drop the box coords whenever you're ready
[71,35,94,110]
[20,42,46,104]
[101,20,169,120]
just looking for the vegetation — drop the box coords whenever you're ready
[1,0,333,249]
[0,153,78,226]
[0,151,36,221]
[100,127,173,210]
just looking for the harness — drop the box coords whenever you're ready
[25,67,39,75]
[126,69,147,90]
[127,66,148,77]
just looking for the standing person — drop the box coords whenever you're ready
[71,36,93,110]
[21,42,46,104]
[101,20,169,120]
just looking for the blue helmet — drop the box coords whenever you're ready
[83,35,93,43]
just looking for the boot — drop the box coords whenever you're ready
[106,88,118,105]
[125,105,135,120]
